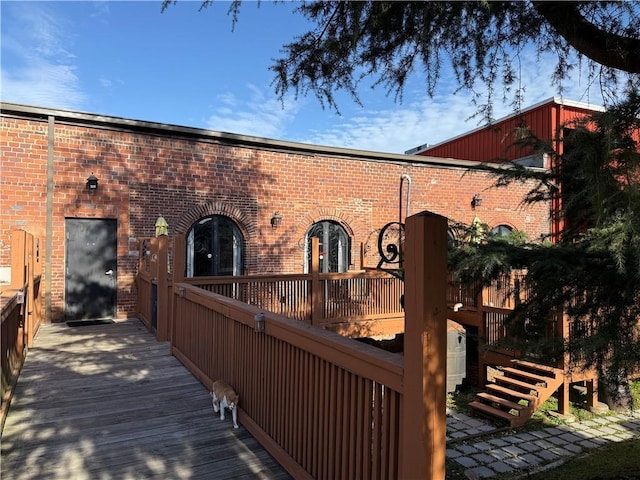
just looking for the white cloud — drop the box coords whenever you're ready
[298,94,481,154]
[90,2,111,22]
[0,4,86,109]
[205,84,301,138]
[297,52,613,154]
[98,75,124,91]
[2,61,85,108]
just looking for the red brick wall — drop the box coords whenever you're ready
[1,111,550,321]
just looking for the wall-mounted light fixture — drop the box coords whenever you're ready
[270,212,282,229]
[86,173,99,191]
[471,193,483,209]
[254,312,265,333]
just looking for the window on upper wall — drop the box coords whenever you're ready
[186,215,244,277]
[305,220,351,273]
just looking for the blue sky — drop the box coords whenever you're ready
[1,1,611,154]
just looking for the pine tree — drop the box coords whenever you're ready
[450,92,640,410]
[162,1,640,117]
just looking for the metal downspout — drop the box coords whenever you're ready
[400,173,412,224]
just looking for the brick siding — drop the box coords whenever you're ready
[1,108,550,321]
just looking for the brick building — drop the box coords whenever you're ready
[1,102,550,322]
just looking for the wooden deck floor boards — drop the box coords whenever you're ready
[1,318,292,480]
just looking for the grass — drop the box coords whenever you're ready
[528,439,640,480]
[632,380,640,410]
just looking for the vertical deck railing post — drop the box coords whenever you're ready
[10,230,26,289]
[310,237,321,327]
[478,280,488,385]
[150,237,159,334]
[10,230,27,352]
[557,304,571,415]
[171,235,186,347]
[401,211,447,479]
[156,235,169,341]
[26,233,35,347]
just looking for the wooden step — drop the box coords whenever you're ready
[502,367,552,385]
[475,359,565,429]
[511,359,561,374]
[469,401,519,422]
[476,392,528,411]
[495,374,542,393]
[486,383,536,403]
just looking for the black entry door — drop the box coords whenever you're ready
[65,218,117,320]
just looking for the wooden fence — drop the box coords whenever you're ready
[164,212,448,479]
[1,230,43,430]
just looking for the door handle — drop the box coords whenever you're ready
[105,269,114,275]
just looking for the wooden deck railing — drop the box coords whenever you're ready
[447,270,529,312]
[136,236,172,341]
[1,230,43,431]
[165,212,449,479]
[447,274,482,309]
[449,267,600,410]
[136,270,153,328]
[185,270,405,336]
[171,283,403,480]
[1,291,25,430]
[479,271,568,350]
[187,274,312,322]
[129,234,406,340]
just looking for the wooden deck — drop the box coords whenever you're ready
[0,318,291,480]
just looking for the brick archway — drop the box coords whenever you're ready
[296,208,356,240]
[176,202,256,240]
[176,202,258,273]
[296,208,364,270]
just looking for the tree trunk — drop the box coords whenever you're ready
[602,369,633,413]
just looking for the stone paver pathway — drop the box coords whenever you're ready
[446,407,640,478]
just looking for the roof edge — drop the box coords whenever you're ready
[0,101,545,173]
[406,96,606,155]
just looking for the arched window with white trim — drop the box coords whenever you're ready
[186,215,244,277]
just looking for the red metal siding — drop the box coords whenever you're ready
[420,100,596,163]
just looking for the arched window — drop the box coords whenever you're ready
[186,215,244,277]
[305,221,350,273]
[490,224,514,237]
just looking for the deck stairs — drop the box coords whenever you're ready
[469,359,565,428]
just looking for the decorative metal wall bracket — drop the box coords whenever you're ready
[376,221,405,281]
